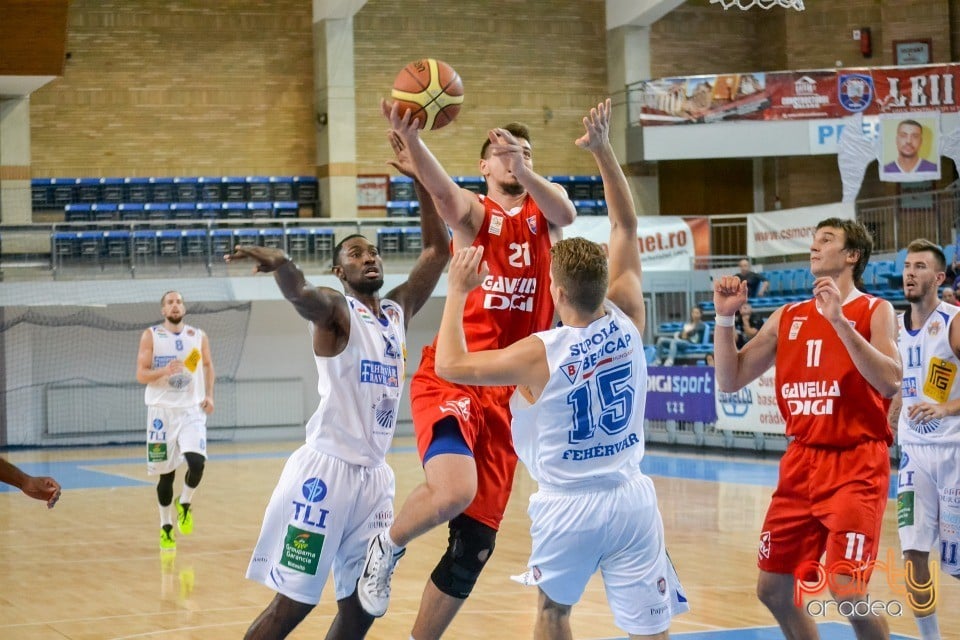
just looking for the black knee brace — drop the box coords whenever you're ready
[157,471,175,505]
[184,452,205,488]
[430,514,497,599]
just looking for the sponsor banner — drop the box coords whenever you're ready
[714,367,785,434]
[636,64,960,127]
[809,116,880,154]
[645,365,717,422]
[746,202,855,258]
[565,215,708,271]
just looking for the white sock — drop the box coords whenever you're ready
[179,485,196,505]
[159,504,174,527]
[916,613,940,640]
[384,530,403,552]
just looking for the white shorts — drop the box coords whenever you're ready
[246,445,395,605]
[146,405,207,476]
[526,473,688,636]
[898,443,960,575]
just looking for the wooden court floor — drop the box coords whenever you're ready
[1,438,958,639]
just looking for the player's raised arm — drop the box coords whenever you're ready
[576,99,643,329]
[381,99,480,239]
[712,276,779,392]
[225,246,348,347]
[434,246,548,389]
[383,127,451,324]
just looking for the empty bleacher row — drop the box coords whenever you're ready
[386,175,608,217]
[50,224,426,271]
[64,201,300,222]
[699,256,913,315]
[32,176,320,218]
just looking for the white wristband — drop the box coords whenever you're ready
[715,315,735,327]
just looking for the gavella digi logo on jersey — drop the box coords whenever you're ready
[781,380,840,416]
[481,274,536,312]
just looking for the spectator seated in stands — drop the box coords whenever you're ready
[735,302,764,348]
[942,286,959,306]
[735,258,768,298]
[654,306,706,366]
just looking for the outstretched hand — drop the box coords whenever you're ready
[713,275,748,317]
[387,130,418,178]
[22,475,61,509]
[486,127,530,179]
[575,98,612,151]
[224,245,290,274]
[448,246,488,296]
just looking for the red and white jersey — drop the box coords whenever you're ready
[447,194,556,351]
[776,291,892,447]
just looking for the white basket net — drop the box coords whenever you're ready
[710,0,804,10]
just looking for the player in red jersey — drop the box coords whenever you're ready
[713,218,901,639]
[356,100,576,637]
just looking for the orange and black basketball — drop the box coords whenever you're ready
[391,58,464,130]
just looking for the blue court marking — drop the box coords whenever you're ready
[0,448,900,497]
[597,622,915,639]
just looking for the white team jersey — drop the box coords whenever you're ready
[144,324,206,408]
[511,300,646,489]
[305,296,406,466]
[898,302,960,445]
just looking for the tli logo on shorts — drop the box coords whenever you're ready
[293,478,330,529]
[301,477,328,502]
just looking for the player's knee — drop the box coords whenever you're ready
[430,514,497,599]
[756,574,792,612]
[156,471,175,505]
[184,452,205,487]
[537,589,571,624]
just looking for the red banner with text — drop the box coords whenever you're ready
[635,64,960,126]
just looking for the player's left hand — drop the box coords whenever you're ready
[813,276,844,323]
[907,401,945,423]
[575,98,611,151]
[448,246,488,295]
[200,396,215,415]
[224,245,289,273]
[387,130,417,179]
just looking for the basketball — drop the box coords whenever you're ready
[391,58,464,130]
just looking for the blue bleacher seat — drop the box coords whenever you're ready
[269,176,295,201]
[246,176,272,201]
[401,227,422,253]
[91,203,118,222]
[182,229,207,259]
[223,176,246,202]
[198,176,224,202]
[211,229,235,256]
[51,231,79,263]
[259,228,284,249]
[149,177,175,203]
[131,229,159,263]
[885,249,909,288]
[573,199,599,216]
[196,202,221,219]
[454,176,485,195]
[170,202,198,220]
[32,178,52,208]
[247,201,273,218]
[100,177,124,203]
[377,228,402,254]
[309,227,335,256]
[222,201,248,219]
[389,176,415,201]
[387,200,419,217]
[102,230,130,262]
[234,228,260,247]
[944,243,957,267]
[65,203,92,223]
[144,202,171,221]
[766,270,783,296]
[274,201,298,218]
[293,176,318,204]
[77,178,101,203]
[157,229,183,260]
[174,177,199,202]
[124,177,150,203]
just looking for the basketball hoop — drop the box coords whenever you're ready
[710,0,804,10]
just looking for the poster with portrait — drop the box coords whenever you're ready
[879,112,941,182]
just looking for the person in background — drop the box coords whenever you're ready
[654,306,706,366]
[735,258,769,298]
[941,286,958,306]
[735,301,763,348]
[136,291,215,551]
[0,457,60,508]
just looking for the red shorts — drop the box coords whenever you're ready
[758,439,890,583]
[411,345,517,530]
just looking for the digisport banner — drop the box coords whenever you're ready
[646,365,717,422]
[714,367,784,434]
[636,63,960,126]
[565,215,708,271]
[746,202,856,258]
